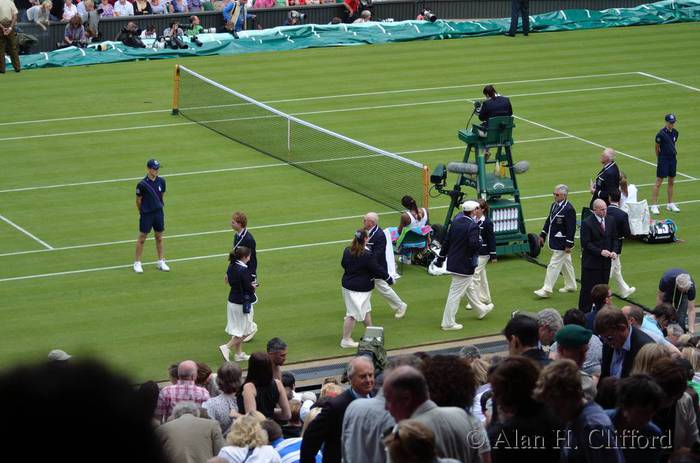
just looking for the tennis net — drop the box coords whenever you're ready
[174,65,429,211]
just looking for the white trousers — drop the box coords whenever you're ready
[609,256,632,294]
[471,255,492,304]
[441,274,489,327]
[542,250,577,292]
[373,279,405,311]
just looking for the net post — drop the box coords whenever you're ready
[287,118,291,153]
[422,165,430,208]
[171,65,181,116]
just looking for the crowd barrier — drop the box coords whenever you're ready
[18,0,652,53]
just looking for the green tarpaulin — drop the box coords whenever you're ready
[16,0,700,70]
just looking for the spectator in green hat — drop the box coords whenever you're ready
[555,324,597,401]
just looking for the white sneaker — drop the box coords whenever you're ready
[395,303,408,319]
[243,325,258,343]
[465,303,473,310]
[534,288,552,298]
[667,203,680,212]
[441,324,463,331]
[218,344,230,362]
[133,261,143,273]
[558,287,577,293]
[651,204,660,215]
[620,287,636,299]
[340,338,359,349]
[157,260,170,272]
[477,303,495,320]
[234,352,250,362]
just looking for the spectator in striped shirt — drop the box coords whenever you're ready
[155,360,211,422]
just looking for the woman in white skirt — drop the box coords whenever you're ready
[340,229,393,348]
[219,246,257,363]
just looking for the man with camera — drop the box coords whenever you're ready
[186,15,204,47]
[164,21,188,49]
[223,0,255,37]
[116,21,146,48]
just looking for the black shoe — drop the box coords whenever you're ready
[14,68,20,73]
[504,32,515,37]
[0,69,5,74]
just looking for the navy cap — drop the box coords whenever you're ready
[146,159,161,170]
[555,324,593,348]
[665,114,677,123]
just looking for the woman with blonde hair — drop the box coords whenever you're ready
[26,1,52,30]
[682,347,700,394]
[618,171,638,209]
[631,343,671,375]
[383,420,461,463]
[217,412,281,462]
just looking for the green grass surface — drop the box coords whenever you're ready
[1,22,699,381]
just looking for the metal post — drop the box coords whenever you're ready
[171,65,180,116]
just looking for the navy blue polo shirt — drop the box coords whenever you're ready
[136,176,166,213]
[655,127,678,158]
[659,268,696,304]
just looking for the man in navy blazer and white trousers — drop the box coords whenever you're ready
[363,212,408,320]
[535,184,577,298]
[435,201,494,330]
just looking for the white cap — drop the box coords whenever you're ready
[462,200,480,212]
[48,349,71,361]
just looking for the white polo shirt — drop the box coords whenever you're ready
[113,0,134,16]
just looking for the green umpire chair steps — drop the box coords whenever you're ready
[430,115,540,258]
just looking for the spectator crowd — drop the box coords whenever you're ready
[4,287,700,463]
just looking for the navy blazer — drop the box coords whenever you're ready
[300,389,357,463]
[366,225,388,272]
[226,261,256,305]
[440,215,481,276]
[478,217,497,258]
[606,205,630,254]
[600,327,655,379]
[341,248,390,292]
[580,214,619,271]
[478,95,513,122]
[541,200,576,251]
[233,228,257,276]
[591,161,620,207]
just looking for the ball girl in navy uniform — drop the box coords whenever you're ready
[220,246,257,363]
[340,229,393,349]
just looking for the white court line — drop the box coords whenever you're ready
[0,82,668,143]
[514,115,697,180]
[0,239,350,283]
[4,198,700,283]
[0,136,569,194]
[637,71,700,93]
[2,177,697,259]
[0,71,641,127]
[0,214,54,250]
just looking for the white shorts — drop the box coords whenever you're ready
[225,301,254,338]
[343,288,372,321]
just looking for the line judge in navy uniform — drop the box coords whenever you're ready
[651,113,680,215]
[133,159,169,273]
[589,148,620,209]
[579,199,619,312]
[434,201,494,330]
[230,211,257,343]
[363,212,407,320]
[607,189,636,299]
[534,184,577,298]
[505,0,529,36]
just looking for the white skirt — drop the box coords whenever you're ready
[225,301,254,338]
[343,288,372,321]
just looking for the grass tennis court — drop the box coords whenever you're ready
[1,22,699,382]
